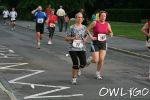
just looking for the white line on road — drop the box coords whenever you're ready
[0,63,84,99]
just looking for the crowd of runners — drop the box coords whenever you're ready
[2,4,150,85]
[30,5,114,84]
[2,7,17,30]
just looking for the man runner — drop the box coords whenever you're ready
[32,6,47,49]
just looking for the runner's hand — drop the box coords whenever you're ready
[75,35,81,40]
[91,36,97,40]
[109,33,113,37]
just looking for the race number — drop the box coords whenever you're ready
[37,18,44,23]
[50,23,55,27]
[72,40,83,48]
[98,34,106,41]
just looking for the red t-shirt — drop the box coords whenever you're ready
[48,15,57,27]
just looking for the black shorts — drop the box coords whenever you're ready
[48,27,55,33]
[69,51,86,69]
[3,17,8,20]
[11,20,16,22]
[91,40,107,52]
[36,24,44,33]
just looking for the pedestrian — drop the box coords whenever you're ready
[64,12,89,84]
[45,4,52,16]
[91,11,96,21]
[64,14,69,32]
[80,9,88,26]
[31,5,47,49]
[2,8,9,25]
[56,5,66,32]
[87,10,113,79]
[47,9,58,44]
[141,21,150,50]
[9,8,17,30]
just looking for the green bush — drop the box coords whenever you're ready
[106,9,150,23]
[17,8,33,21]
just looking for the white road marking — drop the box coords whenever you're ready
[0,63,84,99]
[0,47,21,58]
[25,94,84,99]
[8,49,15,53]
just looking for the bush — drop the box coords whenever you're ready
[17,8,33,20]
[106,9,150,23]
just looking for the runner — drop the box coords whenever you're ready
[141,21,150,51]
[87,10,113,79]
[45,4,52,16]
[47,9,57,44]
[64,12,88,84]
[9,8,17,30]
[31,5,47,49]
[2,8,9,25]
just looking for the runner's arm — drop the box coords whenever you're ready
[64,36,76,42]
[108,23,113,37]
[31,8,38,14]
[87,21,97,40]
[141,23,150,37]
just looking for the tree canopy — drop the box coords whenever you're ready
[1,0,150,20]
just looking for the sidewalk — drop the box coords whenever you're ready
[16,20,150,59]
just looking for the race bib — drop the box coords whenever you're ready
[72,40,83,48]
[98,34,106,41]
[50,23,55,27]
[37,18,44,23]
[11,17,16,21]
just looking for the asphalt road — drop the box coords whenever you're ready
[0,24,150,100]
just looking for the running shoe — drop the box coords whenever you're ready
[72,78,77,85]
[96,71,102,80]
[48,40,52,44]
[37,42,40,49]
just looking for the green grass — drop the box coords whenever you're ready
[110,22,145,40]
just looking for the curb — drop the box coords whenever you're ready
[0,80,17,100]
[109,47,150,59]
[16,23,150,59]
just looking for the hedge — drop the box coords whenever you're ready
[105,9,150,23]
[17,8,33,21]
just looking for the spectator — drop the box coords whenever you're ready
[80,9,88,26]
[64,14,69,32]
[45,4,52,16]
[56,5,66,32]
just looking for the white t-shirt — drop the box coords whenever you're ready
[3,10,9,18]
[56,8,65,16]
[9,11,17,21]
